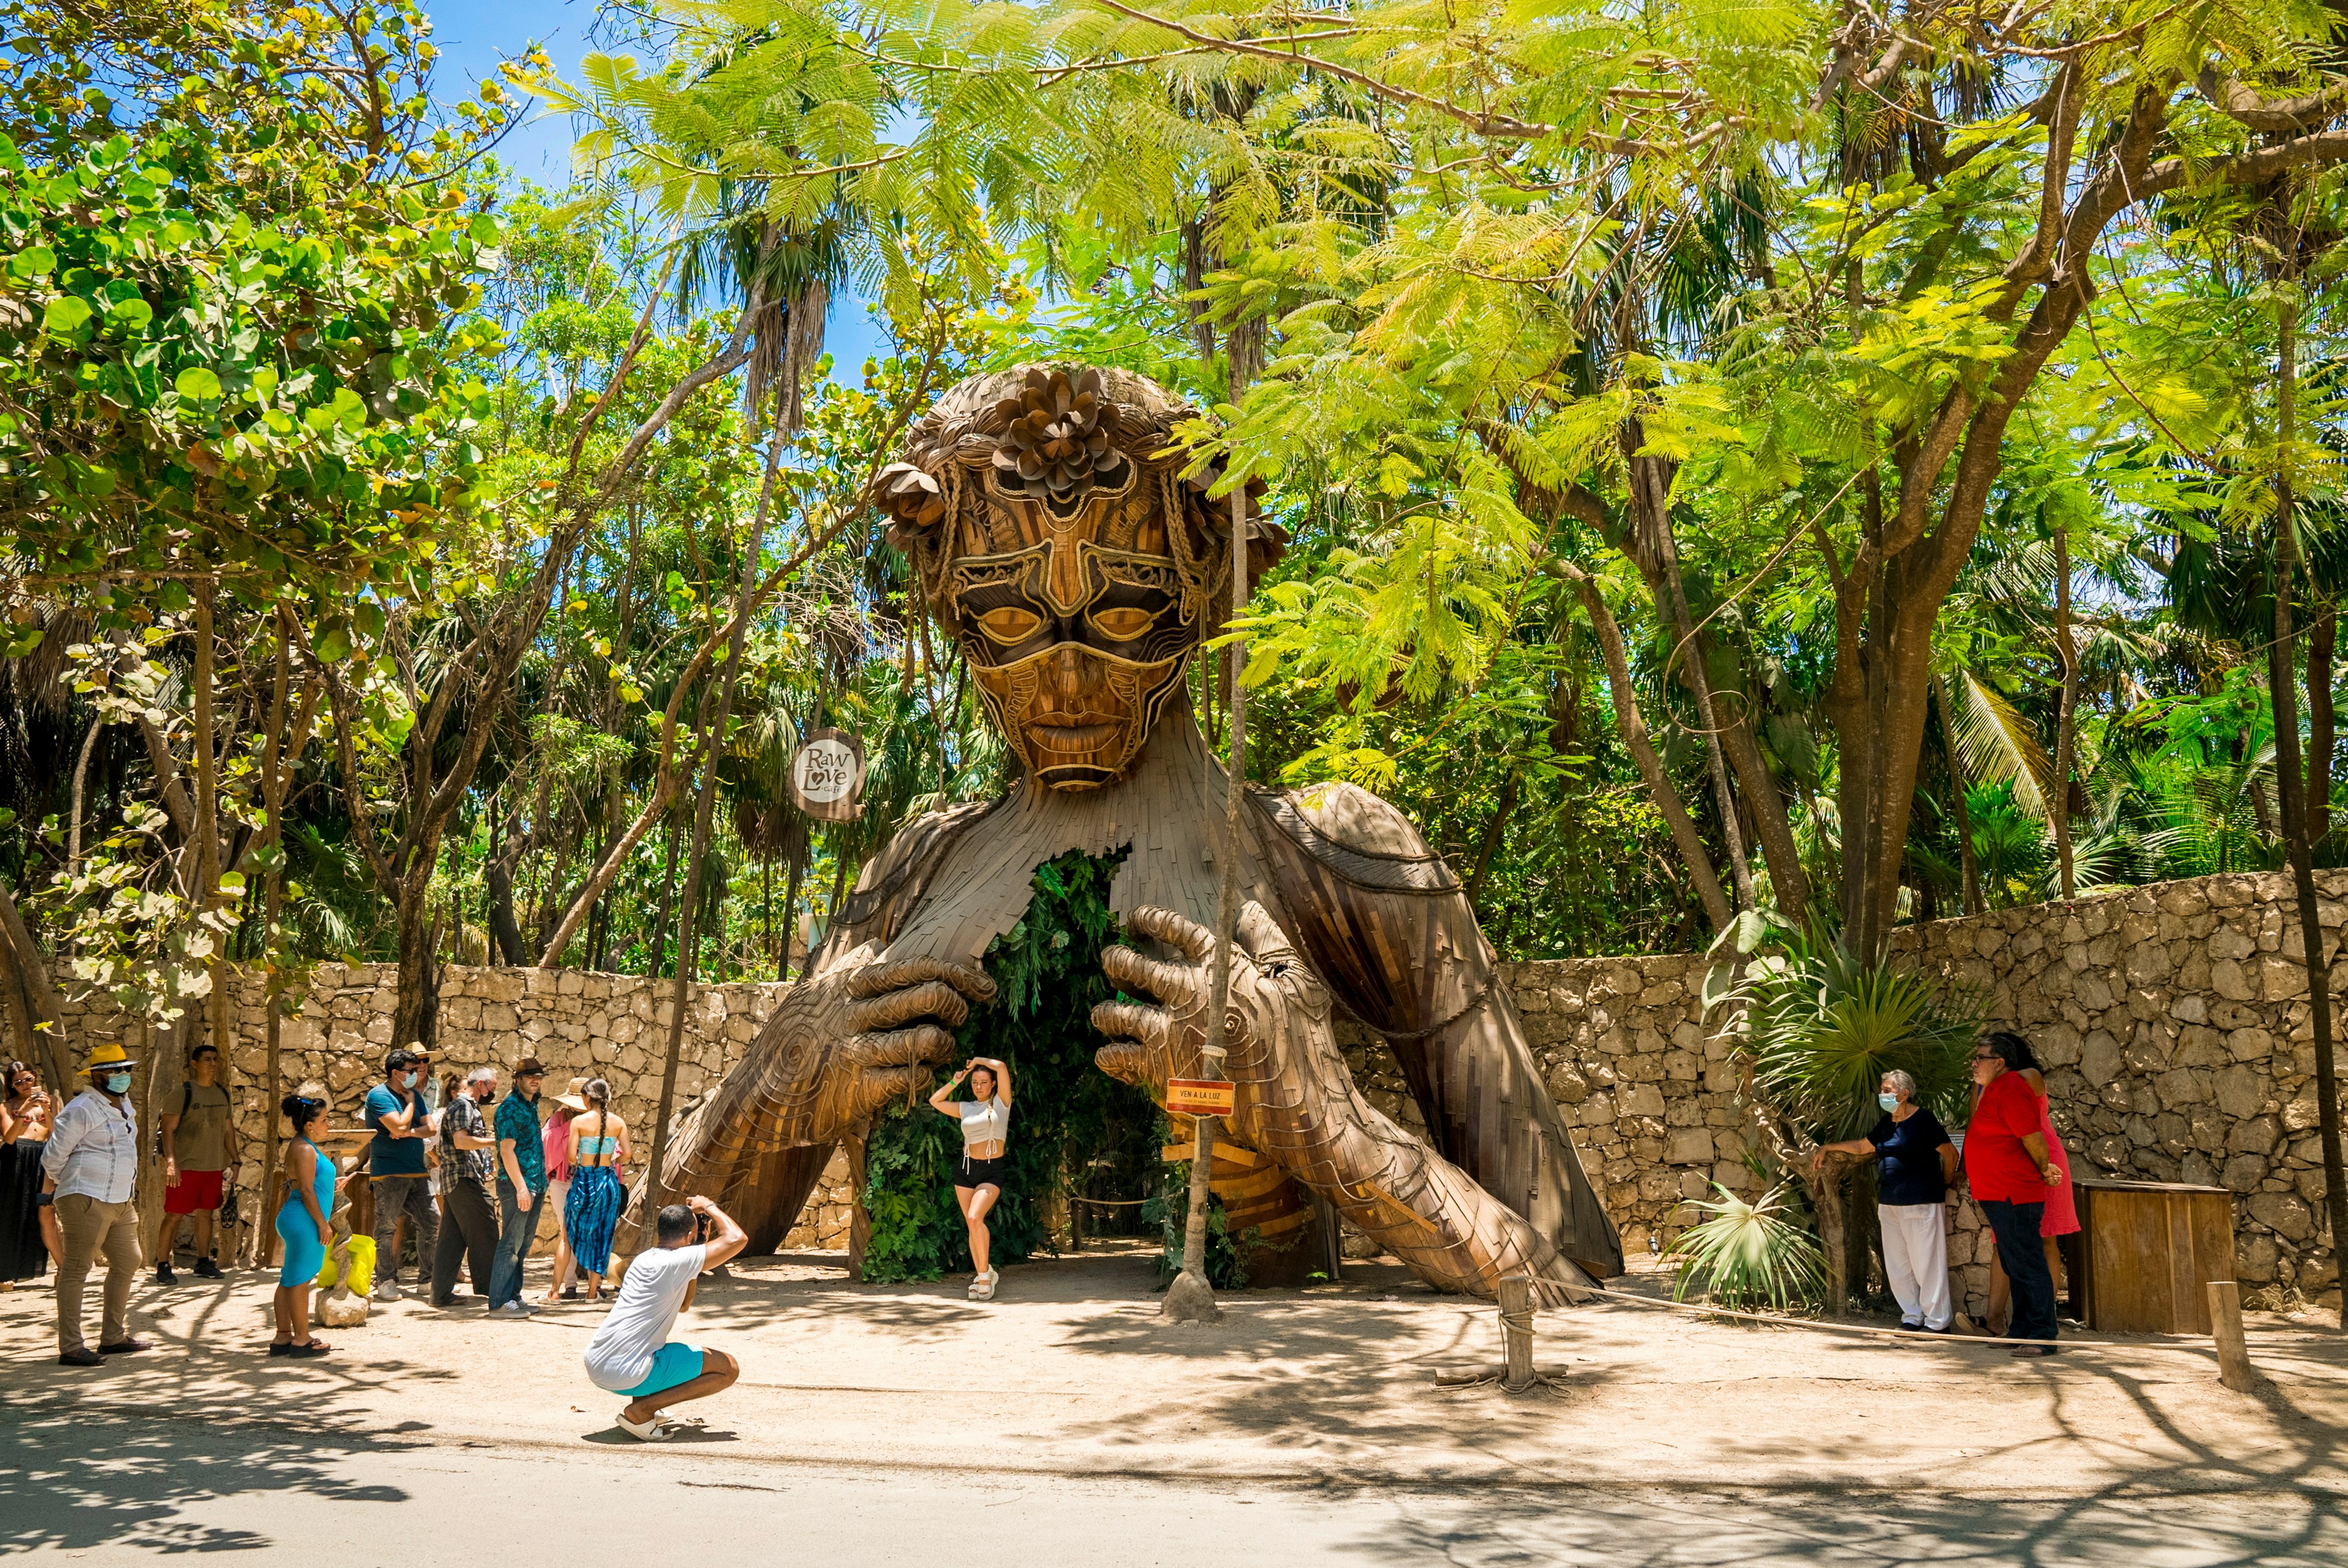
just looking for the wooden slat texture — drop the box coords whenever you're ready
[2076,1179,2235,1335]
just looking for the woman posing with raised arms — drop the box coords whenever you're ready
[930,1057,1011,1301]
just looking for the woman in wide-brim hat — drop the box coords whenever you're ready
[541,1077,588,1303]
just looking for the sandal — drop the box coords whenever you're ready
[616,1410,672,1442]
[267,1342,294,1356]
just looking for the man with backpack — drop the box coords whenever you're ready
[154,1042,238,1284]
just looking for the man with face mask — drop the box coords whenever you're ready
[364,1047,439,1301]
[43,1041,151,1366]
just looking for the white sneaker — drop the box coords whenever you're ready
[493,1300,534,1317]
[371,1282,402,1303]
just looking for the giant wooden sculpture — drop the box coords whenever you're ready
[651,365,1623,1300]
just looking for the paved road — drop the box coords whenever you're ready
[6,1407,2345,1566]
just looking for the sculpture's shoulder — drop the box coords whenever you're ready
[825,798,1000,950]
[1250,781,1461,896]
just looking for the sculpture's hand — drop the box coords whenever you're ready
[756,957,999,1144]
[658,956,995,1208]
[1094,903,1589,1303]
[1092,902,1326,1114]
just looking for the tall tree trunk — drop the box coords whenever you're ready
[250,613,318,1265]
[1464,769,1520,908]
[650,810,683,979]
[67,716,101,872]
[2311,606,2336,845]
[777,830,808,982]
[1936,673,1983,916]
[2266,293,2348,1330]
[646,400,790,1218]
[0,880,70,1091]
[1566,569,1733,933]
[2051,523,2078,899]
[192,577,225,1064]
[1626,447,1754,910]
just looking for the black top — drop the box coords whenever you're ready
[1869,1106,1952,1207]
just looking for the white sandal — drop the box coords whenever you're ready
[970,1269,998,1301]
[616,1410,672,1441]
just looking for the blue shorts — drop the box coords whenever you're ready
[618,1342,706,1400]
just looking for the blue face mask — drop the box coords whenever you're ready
[103,1072,132,1094]
[1878,1092,1900,1112]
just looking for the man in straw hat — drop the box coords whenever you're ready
[42,1041,152,1365]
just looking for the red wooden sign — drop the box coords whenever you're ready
[1165,1078,1235,1117]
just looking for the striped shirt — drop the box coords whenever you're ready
[43,1088,139,1204]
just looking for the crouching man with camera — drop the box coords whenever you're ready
[583,1195,746,1440]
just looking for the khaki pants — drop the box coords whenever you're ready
[55,1193,141,1355]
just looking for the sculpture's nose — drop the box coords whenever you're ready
[1047,645,1089,699]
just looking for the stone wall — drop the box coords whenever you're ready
[1345,870,2348,1316]
[1893,868,2348,1309]
[16,867,2342,1309]
[20,963,856,1257]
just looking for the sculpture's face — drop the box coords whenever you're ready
[877,367,1264,792]
[951,468,1200,791]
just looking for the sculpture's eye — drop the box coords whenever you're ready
[1088,606,1154,641]
[978,606,1044,644]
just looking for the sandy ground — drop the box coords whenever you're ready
[5,1240,2346,1506]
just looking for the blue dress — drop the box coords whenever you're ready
[275,1138,333,1287]
[566,1126,624,1276]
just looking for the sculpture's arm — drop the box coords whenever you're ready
[1096,903,1592,1304]
[1250,782,1623,1279]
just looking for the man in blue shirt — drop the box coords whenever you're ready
[364,1047,438,1301]
[487,1056,548,1316]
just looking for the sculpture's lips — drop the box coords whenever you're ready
[1026,717,1119,749]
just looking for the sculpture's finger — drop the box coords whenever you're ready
[1094,1042,1157,1086]
[1090,999,1169,1051]
[847,979,973,1034]
[840,1023,959,1070]
[1233,900,1302,975]
[1101,943,1200,1007]
[1126,905,1216,966]
[847,957,999,1004]
[862,1065,936,1105]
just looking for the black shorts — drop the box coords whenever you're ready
[955,1153,1007,1190]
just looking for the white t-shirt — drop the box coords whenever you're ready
[583,1244,707,1391]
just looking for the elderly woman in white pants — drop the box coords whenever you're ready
[1812,1070,1961,1332]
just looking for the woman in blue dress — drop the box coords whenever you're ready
[562,1078,630,1300]
[272,1091,338,1356]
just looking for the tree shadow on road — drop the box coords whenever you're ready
[0,1386,436,1556]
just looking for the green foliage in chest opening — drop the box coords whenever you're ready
[857,847,1160,1283]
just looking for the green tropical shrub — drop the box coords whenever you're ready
[1665,1183,1825,1311]
[1737,934,1982,1139]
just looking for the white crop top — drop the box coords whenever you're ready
[959,1099,1010,1149]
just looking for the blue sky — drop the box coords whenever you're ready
[425,0,891,377]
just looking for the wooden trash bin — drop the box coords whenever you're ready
[2070,1179,2236,1335]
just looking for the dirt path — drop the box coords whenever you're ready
[4,1245,2343,1497]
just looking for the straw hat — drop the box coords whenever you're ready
[78,1041,139,1076]
[556,1075,590,1113]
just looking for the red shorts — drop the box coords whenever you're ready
[164,1168,225,1214]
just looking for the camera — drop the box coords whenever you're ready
[694,1210,714,1243]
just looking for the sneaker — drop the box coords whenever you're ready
[154,1262,176,1286]
[371,1281,402,1303]
[193,1257,223,1279]
[493,1300,534,1317]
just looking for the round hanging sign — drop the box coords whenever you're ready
[789,727,866,823]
